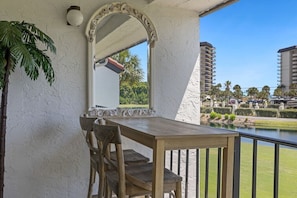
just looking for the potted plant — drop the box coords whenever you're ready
[0,20,56,198]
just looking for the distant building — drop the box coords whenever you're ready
[277,45,297,91]
[200,42,216,93]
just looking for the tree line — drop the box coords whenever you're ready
[112,49,297,105]
[204,81,297,102]
[112,50,148,105]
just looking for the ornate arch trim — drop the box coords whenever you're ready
[86,2,158,47]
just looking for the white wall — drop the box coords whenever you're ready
[94,66,119,108]
[1,0,201,197]
[146,6,201,124]
[1,1,90,197]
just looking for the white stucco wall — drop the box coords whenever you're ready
[94,66,119,108]
[147,6,201,124]
[1,1,90,197]
[1,0,201,197]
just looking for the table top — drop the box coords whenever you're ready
[106,117,238,140]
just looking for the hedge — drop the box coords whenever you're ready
[201,107,213,114]
[267,104,280,109]
[234,108,254,116]
[213,107,232,115]
[239,104,250,108]
[255,108,278,117]
[279,109,297,118]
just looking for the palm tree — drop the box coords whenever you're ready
[111,50,144,85]
[280,84,286,96]
[246,87,259,99]
[224,80,231,91]
[273,87,282,97]
[0,21,56,197]
[233,84,243,100]
[224,80,232,101]
[259,85,270,101]
[208,83,222,101]
[262,85,270,94]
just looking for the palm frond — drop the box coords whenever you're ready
[0,21,22,48]
[0,20,56,88]
[20,21,56,54]
[25,43,55,84]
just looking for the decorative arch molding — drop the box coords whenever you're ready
[85,2,157,108]
[85,2,158,47]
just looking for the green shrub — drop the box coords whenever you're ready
[255,108,278,117]
[279,109,297,118]
[240,103,249,108]
[235,108,254,116]
[217,113,222,119]
[230,114,236,121]
[200,107,213,114]
[267,104,280,109]
[210,111,217,119]
[213,107,232,115]
[224,114,229,120]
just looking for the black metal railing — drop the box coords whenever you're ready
[233,132,297,198]
[166,132,297,198]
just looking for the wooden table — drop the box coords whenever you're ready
[106,117,238,198]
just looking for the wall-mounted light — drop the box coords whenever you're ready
[66,6,83,26]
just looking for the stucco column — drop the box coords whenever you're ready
[148,6,201,124]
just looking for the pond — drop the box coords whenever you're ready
[204,123,297,143]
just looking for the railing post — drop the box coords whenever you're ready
[233,136,241,198]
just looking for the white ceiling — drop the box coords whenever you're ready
[151,0,237,15]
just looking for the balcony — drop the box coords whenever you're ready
[165,130,297,198]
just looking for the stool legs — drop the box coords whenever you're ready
[88,165,96,198]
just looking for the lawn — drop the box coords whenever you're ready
[119,104,149,108]
[255,120,297,130]
[198,143,297,197]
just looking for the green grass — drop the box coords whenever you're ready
[198,143,297,197]
[119,104,149,108]
[255,120,297,130]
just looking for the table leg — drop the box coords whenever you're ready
[222,137,235,198]
[152,140,165,198]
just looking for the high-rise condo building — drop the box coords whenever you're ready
[277,45,297,91]
[200,42,216,94]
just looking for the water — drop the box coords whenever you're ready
[205,123,297,143]
[236,127,297,143]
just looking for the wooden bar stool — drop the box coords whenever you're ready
[79,114,150,198]
[93,122,182,198]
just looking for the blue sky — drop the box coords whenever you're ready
[200,0,297,92]
[131,0,297,92]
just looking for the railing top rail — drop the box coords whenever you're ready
[238,131,297,148]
